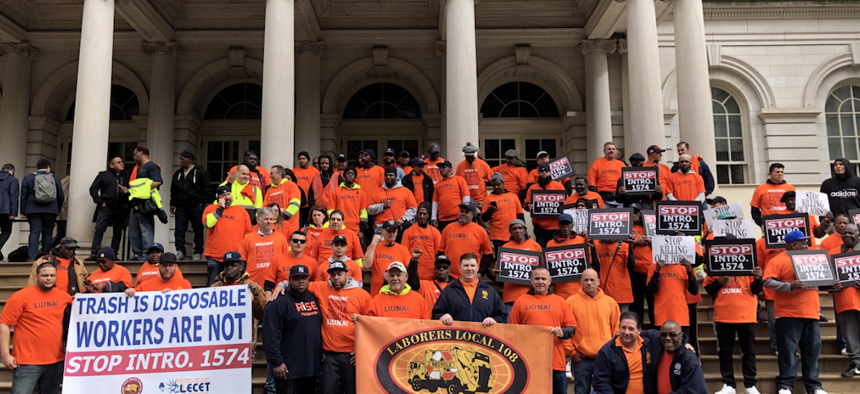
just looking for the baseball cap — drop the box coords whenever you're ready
[459,200,478,214]
[537,163,551,172]
[382,220,398,230]
[438,160,453,168]
[59,237,79,249]
[332,235,348,245]
[463,144,479,155]
[505,149,518,158]
[384,166,398,175]
[784,230,809,244]
[412,158,426,166]
[780,191,796,203]
[435,255,451,266]
[647,145,666,154]
[180,149,196,161]
[558,213,574,224]
[491,173,505,182]
[289,265,311,277]
[215,185,231,196]
[536,151,549,159]
[509,219,527,229]
[400,150,411,157]
[709,196,728,205]
[387,261,407,273]
[95,247,117,261]
[336,154,347,162]
[327,260,348,273]
[160,252,178,263]
[384,148,396,156]
[146,242,165,254]
[222,251,243,263]
[429,143,441,153]
[629,203,643,212]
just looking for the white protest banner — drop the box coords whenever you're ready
[795,190,831,217]
[563,205,590,234]
[703,202,745,225]
[64,287,253,394]
[711,219,757,239]
[651,236,697,265]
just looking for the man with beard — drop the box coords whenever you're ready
[228,150,270,193]
[127,252,192,293]
[293,152,320,225]
[398,150,413,175]
[335,154,348,177]
[616,153,663,210]
[364,221,413,295]
[456,143,493,207]
[211,252,265,327]
[431,160,470,232]
[564,175,605,209]
[367,166,417,234]
[329,166,369,237]
[525,163,566,247]
[821,158,860,217]
[751,163,795,226]
[0,263,73,394]
[402,157,434,204]
[672,142,715,196]
[491,149,529,199]
[665,154,705,203]
[365,261,431,319]
[309,154,344,209]
[408,253,455,307]
[264,264,321,394]
[381,148,405,180]
[439,202,494,278]
[482,174,525,254]
[265,165,302,231]
[587,142,626,208]
[827,224,860,378]
[424,143,446,184]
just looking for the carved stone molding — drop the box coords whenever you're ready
[373,46,389,77]
[617,38,627,55]
[514,44,531,67]
[707,44,721,67]
[435,41,446,57]
[296,41,326,57]
[141,41,183,57]
[0,42,39,59]
[229,47,247,68]
[579,39,616,56]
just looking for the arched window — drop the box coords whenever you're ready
[826,85,860,166]
[66,85,140,121]
[712,87,746,184]
[481,82,559,118]
[342,83,422,119]
[204,83,263,120]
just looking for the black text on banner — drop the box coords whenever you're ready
[788,250,836,288]
[548,155,574,181]
[704,239,758,276]
[543,245,591,283]
[831,250,860,286]
[621,167,658,195]
[763,213,810,249]
[495,248,544,285]
[587,208,633,240]
[530,190,567,218]
[655,201,702,235]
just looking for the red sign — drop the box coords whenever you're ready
[591,212,629,221]
[766,217,807,229]
[658,206,700,215]
[709,244,754,255]
[624,171,656,180]
[792,254,829,265]
[500,252,541,266]
[533,193,565,203]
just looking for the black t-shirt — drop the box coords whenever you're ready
[136,161,163,184]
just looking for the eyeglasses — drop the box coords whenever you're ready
[291,239,307,244]
[660,332,680,338]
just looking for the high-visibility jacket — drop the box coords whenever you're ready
[264,179,301,228]
[128,178,163,209]
[217,180,263,212]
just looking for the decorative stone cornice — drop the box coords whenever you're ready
[435,41,446,57]
[295,41,326,57]
[0,42,39,59]
[706,44,721,67]
[372,46,389,77]
[579,39,616,55]
[141,41,183,57]
[617,38,627,55]
[514,44,531,67]
[228,47,246,68]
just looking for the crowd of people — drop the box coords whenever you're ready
[0,141,858,394]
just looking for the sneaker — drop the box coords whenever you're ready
[715,384,736,394]
[777,389,792,394]
[176,251,186,261]
[813,389,829,394]
[84,255,96,261]
[193,253,203,261]
[841,348,848,356]
[744,387,760,394]
[819,314,829,322]
[0,251,4,261]
[127,254,142,261]
[842,363,860,378]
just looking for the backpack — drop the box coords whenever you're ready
[33,172,57,204]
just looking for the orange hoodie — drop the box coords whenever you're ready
[564,288,621,358]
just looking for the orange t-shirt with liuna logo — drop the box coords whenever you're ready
[267,253,319,286]
[630,225,653,275]
[264,180,302,229]
[547,236,587,299]
[482,192,524,242]
[820,233,843,251]
[828,246,860,314]
[665,171,705,201]
[402,223,444,281]
[87,265,133,292]
[134,275,192,292]
[647,264,694,326]
[587,157,626,193]
[329,185,367,234]
[501,239,543,304]
[564,191,605,209]
[645,162,673,186]
[369,242,413,296]
[618,336,646,394]
[491,163,529,196]
[763,252,821,320]
[369,186,418,226]
[750,182,796,216]
[456,159,493,203]
[312,227,365,265]
[53,257,72,293]
[307,281,372,353]
[509,293,577,371]
[526,181,566,230]
[292,166,320,203]
[366,290,431,319]
[228,165,271,189]
[595,241,633,304]
[433,175,471,222]
[407,173,427,203]
[440,222,494,279]
[203,204,254,261]
[355,165,385,202]
[242,230,289,287]
[136,262,184,286]
[424,157,446,184]
[316,257,364,283]
[703,276,759,324]
[0,286,73,365]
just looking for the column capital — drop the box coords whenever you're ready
[141,41,183,57]
[296,41,326,57]
[617,38,628,54]
[435,41,446,57]
[580,39,616,56]
[0,42,39,59]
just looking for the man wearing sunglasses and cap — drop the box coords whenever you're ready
[407,253,455,308]
[27,237,88,295]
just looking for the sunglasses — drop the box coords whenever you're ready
[660,332,680,338]
[291,239,307,244]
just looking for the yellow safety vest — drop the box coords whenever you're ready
[216,181,263,211]
[128,178,163,209]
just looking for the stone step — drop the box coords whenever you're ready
[698,336,844,356]
[697,321,840,338]
[701,354,850,375]
[704,373,858,394]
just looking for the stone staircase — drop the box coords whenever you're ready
[0,260,857,393]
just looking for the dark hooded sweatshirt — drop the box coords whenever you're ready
[820,158,860,217]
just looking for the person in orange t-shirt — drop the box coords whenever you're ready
[293,151,321,209]
[482,174,525,253]
[703,265,764,392]
[85,247,133,293]
[645,145,672,201]
[312,211,365,266]
[491,149,529,198]
[628,205,655,326]
[203,186,254,286]
[365,261,431,319]
[595,239,634,309]
[402,158,433,204]
[316,235,364,283]
[547,214,595,299]
[424,143,445,184]
[778,191,832,249]
[431,161,471,232]
[587,142,626,207]
[509,267,576,394]
[241,207,289,287]
[591,312,648,394]
[135,243,185,286]
[0,263,73,392]
[403,203,443,281]
[128,252,192,294]
[227,150,271,191]
[456,144,493,205]
[356,149,385,205]
[328,166,368,235]
[820,214,849,251]
[646,257,699,328]
[366,167,418,229]
[440,202,494,279]
[750,163,796,225]
[665,154,705,202]
[827,224,860,376]
[525,163,565,247]
[500,220,543,306]
[265,231,319,298]
[565,175,605,209]
[264,165,302,230]
[364,222,413,296]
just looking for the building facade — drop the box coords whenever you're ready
[0,0,858,254]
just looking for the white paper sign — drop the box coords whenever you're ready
[704,202,745,225]
[563,207,590,234]
[711,219,757,239]
[651,235,697,265]
[796,190,831,216]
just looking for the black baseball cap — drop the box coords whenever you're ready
[780,191,796,203]
[160,252,179,263]
[332,235,348,245]
[290,265,311,277]
[222,251,243,263]
[435,255,451,266]
[327,260,348,273]
[384,148,396,156]
[336,154,347,162]
[647,145,666,154]
[400,150,411,157]
[382,220,398,230]
[438,160,453,168]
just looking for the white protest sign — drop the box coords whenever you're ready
[711,219,757,239]
[703,202,745,225]
[63,287,253,394]
[651,235,697,265]
[563,206,590,234]
[796,190,831,217]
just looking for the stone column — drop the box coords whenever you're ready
[618,39,634,156]
[436,41,447,155]
[143,41,181,248]
[295,41,325,157]
[260,0,295,168]
[67,0,115,246]
[445,0,479,166]
[673,0,717,168]
[626,0,665,153]
[582,39,616,164]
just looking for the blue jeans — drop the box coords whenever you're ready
[775,318,821,392]
[10,362,63,394]
[128,209,154,256]
[27,213,56,260]
[174,205,205,254]
[572,356,595,394]
[552,370,567,394]
[206,257,222,286]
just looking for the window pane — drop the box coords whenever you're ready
[225,141,239,162]
[834,86,852,101]
[730,165,745,184]
[717,165,729,185]
[842,114,856,136]
[845,138,859,160]
[728,116,742,138]
[712,88,729,103]
[724,97,740,114]
[493,83,518,106]
[481,82,558,118]
[481,95,504,118]
[343,95,367,119]
[827,114,841,136]
[852,99,860,114]
[347,141,363,161]
[829,138,843,160]
[716,139,729,161]
[500,104,519,118]
[519,103,539,118]
[730,139,745,161]
[714,115,727,138]
[404,140,419,158]
[526,160,538,172]
[525,139,541,159]
[485,140,500,161]
[501,139,516,156]
[853,86,860,100]
[712,101,725,115]
[826,96,840,113]
[542,139,557,158]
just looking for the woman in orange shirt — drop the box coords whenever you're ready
[304,205,329,258]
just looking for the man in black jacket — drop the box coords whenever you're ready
[87,157,129,260]
[169,150,211,260]
[821,158,860,218]
[402,157,434,204]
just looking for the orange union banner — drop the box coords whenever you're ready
[355,316,552,394]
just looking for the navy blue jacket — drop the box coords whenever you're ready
[21,170,64,216]
[0,171,19,216]
[262,288,322,379]
[432,278,508,323]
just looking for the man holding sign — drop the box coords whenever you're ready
[616,153,663,211]
[525,163,566,246]
[499,219,543,307]
[548,214,596,299]
[826,224,860,378]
